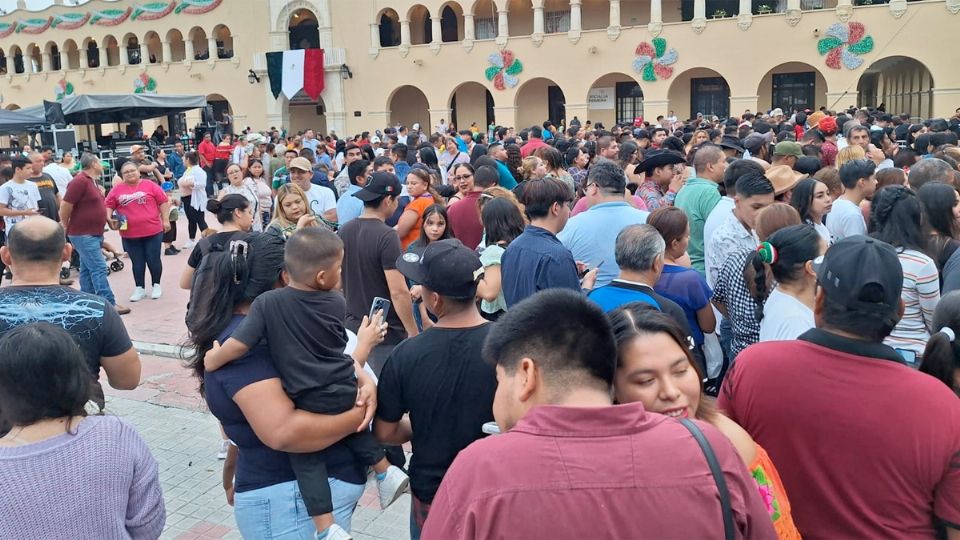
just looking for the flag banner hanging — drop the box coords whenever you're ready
[302,49,325,101]
[265,52,283,99]
[281,49,306,99]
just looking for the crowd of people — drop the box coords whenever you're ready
[1,104,960,539]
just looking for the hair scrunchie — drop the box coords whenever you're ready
[938,326,956,342]
[757,242,778,265]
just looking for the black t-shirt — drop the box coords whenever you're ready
[204,315,364,493]
[376,323,497,503]
[338,217,405,341]
[0,285,132,377]
[231,288,355,400]
[187,230,244,269]
[29,173,59,221]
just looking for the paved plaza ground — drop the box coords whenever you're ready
[55,213,414,540]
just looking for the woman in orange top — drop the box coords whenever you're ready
[395,167,442,249]
[609,304,801,540]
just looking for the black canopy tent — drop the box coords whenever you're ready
[19,94,208,125]
[0,108,46,136]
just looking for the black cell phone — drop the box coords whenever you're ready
[578,260,605,279]
[369,297,392,321]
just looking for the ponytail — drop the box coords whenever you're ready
[746,225,822,321]
[746,245,774,322]
[921,326,960,394]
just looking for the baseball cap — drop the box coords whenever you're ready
[742,132,772,153]
[771,108,784,117]
[370,135,382,144]
[353,171,401,202]
[130,144,145,154]
[773,141,803,157]
[288,157,313,172]
[396,239,484,298]
[815,235,902,322]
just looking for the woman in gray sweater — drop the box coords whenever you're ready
[0,323,165,539]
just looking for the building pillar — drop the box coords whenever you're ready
[497,8,509,46]
[729,95,759,117]
[369,23,380,49]
[41,52,51,72]
[207,36,218,59]
[493,106,518,129]
[140,42,149,64]
[736,0,752,30]
[533,5,545,34]
[400,19,412,47]
[931,88,960,119]
[120,45,129,66]
[649,0,663,35]
[185,39,195,62]
[607,0,621,40]
[431,15,442,45]
[692,0,707,33]
[785,0,802,25]
[464,13,476,40]
[568,0,582,42]
[161,41,172,63]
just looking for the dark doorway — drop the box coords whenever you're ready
[423,15,433,43]
[615,82,644,124]
[772,72,816,113]
[440,6,459,42]
[289,20,320,50]
[691,77,730,118]
[379,14,400,46]
[548,85,566,127]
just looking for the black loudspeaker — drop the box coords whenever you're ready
[43,100,66,126]
[201,105,215,125]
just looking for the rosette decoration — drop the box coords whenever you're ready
[485,50,523,91]
[132,2,178,21]
[89,7,133,26]
[633,38,679,82]
[175,0,223,15]
[818,22,874,70]
[134,73,158,94]
[55,79,75,101]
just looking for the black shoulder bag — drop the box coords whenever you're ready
[680,418,735,540]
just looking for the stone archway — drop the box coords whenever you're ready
[857,56,934,119]
[388,85,430,129]
[449,82,495,130]
[669,68,731,120]
[515,77,566,128]
[585,72,644,127]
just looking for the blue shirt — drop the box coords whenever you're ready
[557,201,649,288]
[302,137,320,160]
[655,264,713,345]
[502,225,580,307]
[394,161,411,184]
[456,138,469,153]
[494,159,518,190]
[167,152,185,179]
[336,184,364,226]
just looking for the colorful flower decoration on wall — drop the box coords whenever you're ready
[14,18,52,34]
[134,73,158,94]
[175,0,224,15]
[818,22,874,70]
[0,23,14,39]
[485,50,523,91]
[633,38,679,82]
[90,7,133,26]
[133,2,178,21]
[55,79,75,101]
[52,12,91,29]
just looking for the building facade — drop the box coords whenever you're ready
[0,0,957,138]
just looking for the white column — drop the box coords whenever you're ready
[431,14,442,44]
[41,52,52,72]
[140,42,149,64]
[787,0,801,9]
[185,39,195,62]
[739,0,751,16]
[464,13,476,40]
[400,19,412,47]
[207,36,217,59]
[609,0,621,29]
[120,45,129,66]
[369,23,380,48]
[694,0,706,19]
[497,9,509,39]
[651,0,663,24]
[570,0,582,32]
[533,5,545,34]
[162,41,172,63]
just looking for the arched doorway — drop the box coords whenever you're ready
[288,91,328,135]
[101,35,120,66]
[408,5,432,45]
[516,77,566,129]
[9,46,23,74]
[378,9,401,47]
[188,27,208,60]
[668,68,730,120]
[0,47,6,75]
[388,86,430,130]
[586,73,643,127]
[62,39,80,70]
[165,29,185,62]
[507,0,534,36]
[450,82,495,131]
[472,0,499,40]
[857,56,933,119]
[44,41,61,71]
[289,9,320,50]
[439,2,464,42]
[543,0,571,33]
[123,33,140,64]
[27,44,42,72]
[213,25,233,58]
[144,32,162,64]
[205,93,232,133]
[757,62,828,114]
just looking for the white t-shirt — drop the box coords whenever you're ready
[812,221,832,246]
[43,163,74,194]
[759,288,815,342]
[825,198,866,241]
[275,184,336,218]
[703,196,735,256]
[0,180,42,231]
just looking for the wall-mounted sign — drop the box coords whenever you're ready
[588,87,615,110]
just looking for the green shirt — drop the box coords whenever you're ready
[271,166,289,190]
[674,177,722,275]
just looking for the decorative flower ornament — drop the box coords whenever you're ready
[54,78,75,101]
[134,72,158,94]
[632,38,678,82]
[485,50,523,91]
[818,22,873,70]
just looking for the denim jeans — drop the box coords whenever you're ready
[233,478,363,539]
[68,234,116,305]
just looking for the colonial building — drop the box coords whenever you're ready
[0,0,956,137]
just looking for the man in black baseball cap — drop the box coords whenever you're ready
[376,238,497,537]
[353,170,402,202]
[719,235,960,539]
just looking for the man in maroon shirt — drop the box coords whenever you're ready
[423,289,774,540]
[720,235,960,539]
[59,153,128,314]
[446,165,497,250]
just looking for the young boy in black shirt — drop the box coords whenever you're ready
[205,227,409,539]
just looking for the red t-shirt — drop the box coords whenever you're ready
[104,180,167,238]
[446,191,483,250]
[63,171,107,236]
[718,329,960,538]
[520,138,548,158]
[198,140,216,167]
[215,143,234,162]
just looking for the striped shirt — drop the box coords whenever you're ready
[883,249,940,360]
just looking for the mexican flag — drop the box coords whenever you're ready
[266,49,325,101]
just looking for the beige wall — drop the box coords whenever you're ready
[516,77,554,128]
[586,73,640,127]
[452,83,489,129]
[389,86,431,128]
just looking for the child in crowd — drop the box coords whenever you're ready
[204,227,409,539]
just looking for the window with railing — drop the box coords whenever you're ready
[545,11,570,33]
[476,17,497,39]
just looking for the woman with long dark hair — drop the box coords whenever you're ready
[920,291,960,396]
[185,232,372,537]
[747,224,825,341]
[870,185,940,364]
[504,143,524,185]
[789,178,833,245]
[609,304,800,538]
[918,182,960,294]
[477,197,526,320]
[395,168,443,250]
[245,158,273,229]
[179,194,254,290]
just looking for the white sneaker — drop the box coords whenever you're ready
[129,287,146,302]
[317,523,352,540]
[217,439,230,460]
[183,240,195,249]
[151,284,162,299]
[377,465,409,509]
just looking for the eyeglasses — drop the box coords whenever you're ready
[452,174,473,181]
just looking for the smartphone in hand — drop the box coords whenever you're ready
[369,296,392,321]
